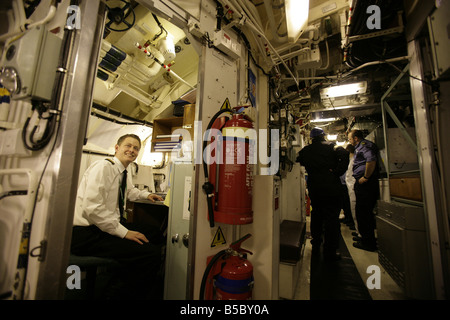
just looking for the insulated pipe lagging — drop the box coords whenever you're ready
[0,4,57,42]
[132,47,165,79]
[99,40,163,85]
[135,42,195,89]
[101,40,131,64]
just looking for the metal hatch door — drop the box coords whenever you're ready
[164,162,193,299]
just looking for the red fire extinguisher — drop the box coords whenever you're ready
[202,108,254,227]
[305,193,311,216]
[200,234,254,300]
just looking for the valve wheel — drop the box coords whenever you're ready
[105,0,136,32]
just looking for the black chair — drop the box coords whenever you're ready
[68,254,120,300]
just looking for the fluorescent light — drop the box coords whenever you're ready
[320,81,367,98]
[285,0,309,43]
[336,141,346,146]
[327,134,338,140]
[310,117,336,123]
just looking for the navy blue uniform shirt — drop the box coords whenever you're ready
[352,139,379,179]
[297,140,349,196]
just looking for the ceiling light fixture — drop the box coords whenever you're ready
[310,117,336,123]
[327,134,338,141]
[285,0,310,43]
[320,81,368,98]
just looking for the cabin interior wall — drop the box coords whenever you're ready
[436,79,450,299]
[0,0,105,299]
[1,0,449,301]
[408,36,448,300]
[191,30,240,303]
[190,0,277,300]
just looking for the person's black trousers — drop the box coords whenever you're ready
[354,178,379,247]
[309,191,343,254]
[71,223,163,299]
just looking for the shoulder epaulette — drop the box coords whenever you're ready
[105,158,115,165]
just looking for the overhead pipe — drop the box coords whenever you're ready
[98,50,130,78]
[1,0,26,43]
[25,3,57,30]
[233,0,263,32]
[218,0,302,90]
[12,0,27,32]
[121,72,148,88]
[275,47,311,64]
[218,0,240,20]
[262,0,287,44]
[97,59,149,87]
[342,0,357,63]
[281,55,411,81]
[342,55,410,77]
[221,0,312,73]
[318,38,330,70]
[135,42,195,89]
[132,47,165,79]
[151,84,171,108]
[0,1,57,43]
[101,41,133,66]
[216,0,275,71]
[245,21,299,89]
[92,102,153,127]
[129,83,172,113]
[99,40,164,85]
[111,76,174,108]
[273,26,321,65]
[303,25,320,42]
[97,39,181,109]
[115,81,154,105]
[274,38,311,54]
[4,10,15,42]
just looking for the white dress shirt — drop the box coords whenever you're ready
[345,156,356,188]
[73,156,151,238]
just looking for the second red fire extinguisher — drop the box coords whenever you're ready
[200,233,254,300]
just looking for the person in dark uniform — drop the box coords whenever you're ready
[297,128,349,261]
[348,129,380,252]
[71,134,164,299]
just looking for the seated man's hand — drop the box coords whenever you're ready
[147,194,164,202]
[125,230,149,245]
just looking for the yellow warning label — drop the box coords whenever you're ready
[220,98,231,110]
[19,238,29,255]
[211,226,226,247]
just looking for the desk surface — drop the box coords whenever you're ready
[133,199,167,206]
[128,199,168,235]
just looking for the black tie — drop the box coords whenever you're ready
[119,169,127,224]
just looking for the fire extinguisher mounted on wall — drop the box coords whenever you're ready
[202,107,254,227]
[200,233,254,300]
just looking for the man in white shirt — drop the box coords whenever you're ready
[71,134,164,299]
